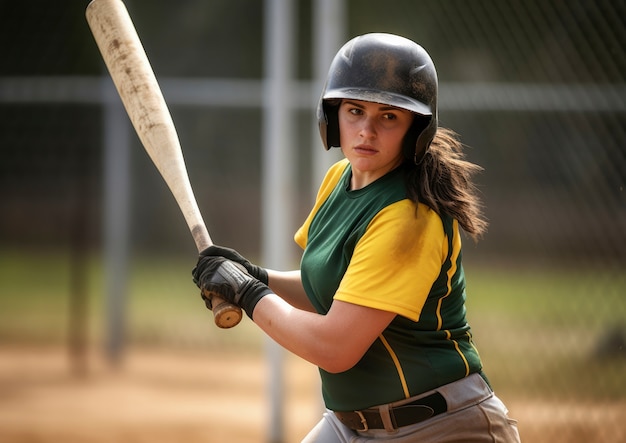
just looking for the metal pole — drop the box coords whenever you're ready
[311,0,347,198]
[102,79,131,368]
[262,0,296,441]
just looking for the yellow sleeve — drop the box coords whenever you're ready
[334,200,446,321]
[294,159,350,249]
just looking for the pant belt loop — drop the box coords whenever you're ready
[378,403,398,434]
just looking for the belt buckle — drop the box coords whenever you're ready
[354,410,369,432]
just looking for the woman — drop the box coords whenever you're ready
[193,33,521,442]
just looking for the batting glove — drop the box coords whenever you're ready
[192,256,272,319]
[196,245,268,285]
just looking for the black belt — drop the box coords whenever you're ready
[334,391,447,431]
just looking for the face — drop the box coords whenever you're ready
[338,99,413,189]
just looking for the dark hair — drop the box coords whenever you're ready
[404,128,488,241]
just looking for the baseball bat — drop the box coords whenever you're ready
[86,0,242,328]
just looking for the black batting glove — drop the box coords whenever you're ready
[196,245,268,285]
[192,256,272,319]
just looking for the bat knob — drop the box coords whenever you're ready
[212,297,243,328]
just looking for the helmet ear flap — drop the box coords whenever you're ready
[319,99,340,150]
[402,116,431,161]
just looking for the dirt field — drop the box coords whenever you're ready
[1,346,624,442]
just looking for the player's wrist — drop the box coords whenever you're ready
[239,280,273,319]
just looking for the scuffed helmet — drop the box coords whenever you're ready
[317,33,438,161]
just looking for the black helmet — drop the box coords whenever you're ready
[317,33,438,162]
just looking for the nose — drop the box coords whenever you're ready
[358,116,377,139]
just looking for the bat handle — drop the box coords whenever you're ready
[212,296,243,328]
[195,229,243,329]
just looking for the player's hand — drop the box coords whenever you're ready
[196,245,268,285]
[192,256,272,319]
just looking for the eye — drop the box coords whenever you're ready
[348,107,363,116]
[382,112,398,120]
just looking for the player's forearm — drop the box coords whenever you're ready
[266,269,315,312]
[251,294,346,372]
[251,295,396,373]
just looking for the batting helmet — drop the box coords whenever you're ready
[317,33,438,162]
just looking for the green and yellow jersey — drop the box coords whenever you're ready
[295,159,483,411]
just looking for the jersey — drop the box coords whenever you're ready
[294,159,483,411]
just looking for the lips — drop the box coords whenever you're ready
[354,144,377,154]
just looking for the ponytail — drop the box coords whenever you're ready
[404,128,488,241]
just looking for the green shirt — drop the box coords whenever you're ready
[295,159,483,411]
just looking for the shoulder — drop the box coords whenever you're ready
[337,201,447,321]
[316,159,350,200]
[362,200,447,271]
[295,159,350,249]
[370,200,444,237]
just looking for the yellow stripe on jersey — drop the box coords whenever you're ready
[467,331,481,360]
[435,219,461,331]
[437,220,470,376]
[379,333,411,399]
[441,330,471,376]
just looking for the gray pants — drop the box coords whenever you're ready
[301,373,520,443]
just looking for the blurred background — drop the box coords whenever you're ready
[0,0,624,442]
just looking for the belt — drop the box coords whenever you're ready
[333,391,447,431]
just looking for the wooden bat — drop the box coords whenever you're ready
[86,0,242,328]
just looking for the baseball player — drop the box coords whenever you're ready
[193,33,521,442]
